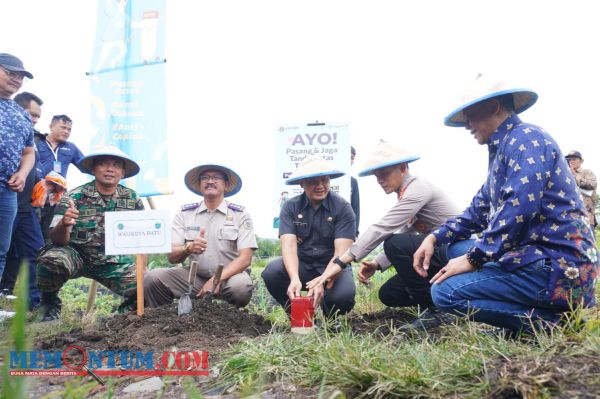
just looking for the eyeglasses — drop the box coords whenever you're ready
[199,175,225,182]
[0,66,25,81]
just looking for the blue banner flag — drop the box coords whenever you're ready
[89,0,169,197]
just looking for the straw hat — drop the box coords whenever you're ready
[184,164,242,197]
[77,145,140,178]
[444,74,538,127]
[285,156,345,185]
[358,141,420,177]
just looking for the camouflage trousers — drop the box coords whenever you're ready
[36,244,136,297]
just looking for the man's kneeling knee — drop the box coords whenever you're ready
[221,274,254,308]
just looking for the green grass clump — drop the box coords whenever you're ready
[217,311,600,398]
[220,260,600,398]
[1,263,30,399]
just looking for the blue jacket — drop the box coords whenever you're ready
[35,132,84,178]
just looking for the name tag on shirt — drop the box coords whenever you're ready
[53,161,62,173]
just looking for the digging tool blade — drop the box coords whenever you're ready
[178,261,198,316]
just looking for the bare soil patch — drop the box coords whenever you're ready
[347,307,414,335]
[38,298,272,354]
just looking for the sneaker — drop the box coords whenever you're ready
[40,292,62,322]
[399,308,456,332]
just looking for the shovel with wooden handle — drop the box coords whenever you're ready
[178,261,198,316]
[204,264,224,302]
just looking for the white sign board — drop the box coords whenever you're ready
[105,210,171,255]
[274,122,351,226]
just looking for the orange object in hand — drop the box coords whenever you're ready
[31,171,67,207]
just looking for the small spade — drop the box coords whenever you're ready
[178,261,198,316]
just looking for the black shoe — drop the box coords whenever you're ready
[40,292,62,322]
[116,296,137,313]
[399,308,456,332]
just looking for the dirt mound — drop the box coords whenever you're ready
[39,299,272,354]
[348,307,414,335]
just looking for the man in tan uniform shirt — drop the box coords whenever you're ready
[144,164,257,307]
[565,150,597,228]
[307,141,460,313]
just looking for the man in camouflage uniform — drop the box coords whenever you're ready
[144,164,256,308]
[565,150,597,228]
[37,146,143,321]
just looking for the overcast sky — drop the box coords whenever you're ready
[3,0,600,238]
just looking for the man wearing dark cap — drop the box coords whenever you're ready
[0,53,36,283]
[565,150,597,228]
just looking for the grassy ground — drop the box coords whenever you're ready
[1,256,599,398]
[219,268,600,398]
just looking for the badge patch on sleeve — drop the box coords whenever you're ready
[242,218,253,230]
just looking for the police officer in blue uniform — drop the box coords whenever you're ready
[262,156,356,317]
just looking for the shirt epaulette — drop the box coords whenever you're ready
[182,202,200,211]
[228,203,245,212]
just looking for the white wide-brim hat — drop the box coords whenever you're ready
[285,156,345,185]
[184,164,242,197]
[358,141,420,177]
[444,74,538,127]
[77,145,140,178]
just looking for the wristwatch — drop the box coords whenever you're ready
[183,242,192,255]
[333,256,351,270]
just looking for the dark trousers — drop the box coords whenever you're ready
[380,233,449,308]
[1,209,44,308]
[40,204,56,241]
[262,257,356,317]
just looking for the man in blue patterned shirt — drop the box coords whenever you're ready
[0,53,36,281]
[413,75,599,335]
